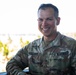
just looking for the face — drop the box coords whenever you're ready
[37,8,60,38]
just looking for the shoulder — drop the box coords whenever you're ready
[62,34,76,44]
[23,38,42,49]
[61,34,76,49]
[31,38,42,46]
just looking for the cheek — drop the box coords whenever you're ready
[38,24,41,30]
[49,22,57,30]
[38,22,42,28]
[49,22,55,28]
[48,20,55,24]
[38,22,42,26]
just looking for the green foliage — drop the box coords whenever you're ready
[0,41,3,52]
[3,44,9,56]
[0,41,9,56]
[0,41,3,47]
[74,33,76,39]
[37,35,41,38]
[20,37,30,47]
[7,36,12,44]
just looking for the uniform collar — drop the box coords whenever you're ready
[40,32,62,48]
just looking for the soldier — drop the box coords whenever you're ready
[6,3,76,75]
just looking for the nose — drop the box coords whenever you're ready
[42,20,47,26]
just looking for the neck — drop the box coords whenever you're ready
[44,32,58,42]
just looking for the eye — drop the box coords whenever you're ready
[38,18,43,22]
[47,18,53,21]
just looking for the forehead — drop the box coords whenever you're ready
[38,8,55,18]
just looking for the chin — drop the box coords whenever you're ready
[44,34,50,37]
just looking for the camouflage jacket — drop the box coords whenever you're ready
[6,32,76,75]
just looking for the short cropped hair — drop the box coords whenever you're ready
[38,3,59,18]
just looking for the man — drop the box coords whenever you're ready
[6,3,76,75]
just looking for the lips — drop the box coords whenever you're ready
[42,27,50,32]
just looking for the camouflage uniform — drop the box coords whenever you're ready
[6,32,76,75]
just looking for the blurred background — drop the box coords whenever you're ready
[0,0,76,72]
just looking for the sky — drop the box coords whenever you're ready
[0,0,76,35]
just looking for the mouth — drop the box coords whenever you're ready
[42,27,50,32]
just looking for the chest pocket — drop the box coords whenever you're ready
[42,47,71,70]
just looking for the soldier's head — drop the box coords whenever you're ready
[38,3,59,19]
[37,3,60,39]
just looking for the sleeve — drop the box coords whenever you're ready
[71,42,76,75]
[6,47,28,75]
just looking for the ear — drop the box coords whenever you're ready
[56,17,61,25]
